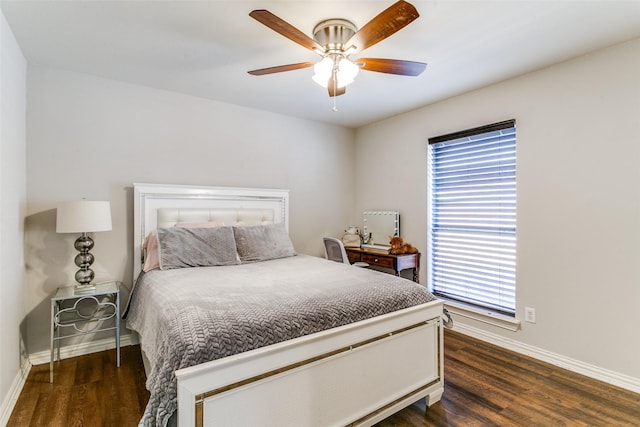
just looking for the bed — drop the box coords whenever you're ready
[125,183,444,427]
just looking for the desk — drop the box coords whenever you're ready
[345,247,420,283]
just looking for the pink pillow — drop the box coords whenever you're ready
[142,230,160,272]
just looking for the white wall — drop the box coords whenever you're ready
[24,67,356,354]
[0,9,27,424]
[355,37,640,381]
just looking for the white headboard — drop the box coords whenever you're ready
[133,183,290,282]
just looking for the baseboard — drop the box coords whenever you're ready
[452,322,640,394]
[28,333,138,366]
[0,358,31,427]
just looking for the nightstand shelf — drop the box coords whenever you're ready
[50,281,120,383]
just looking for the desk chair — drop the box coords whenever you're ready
[323,237,369,268]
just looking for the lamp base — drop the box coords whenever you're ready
[74,233,96,288]
[74,266,95,285]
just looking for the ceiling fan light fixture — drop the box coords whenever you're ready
[312,56,333,87]
[336,57,359,87]
[312,56,360,89]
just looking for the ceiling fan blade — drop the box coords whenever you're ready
[358,58,427,76]
[250,10,324,53]
[346,1,420,53]
[327,70,346,97]
[248,62,315,76]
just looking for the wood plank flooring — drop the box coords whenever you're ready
[8,330,640,426]
[8,345,148,427]
[378,330,640,426]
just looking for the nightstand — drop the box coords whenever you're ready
[50,281,120,383]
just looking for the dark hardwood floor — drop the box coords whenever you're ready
[8,345,148,427]
[378,331,640,426]
[8,330,640,426]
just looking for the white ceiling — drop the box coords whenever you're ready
[2,0,640,128]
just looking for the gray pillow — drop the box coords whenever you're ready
[233,223,296,263]
[157,226,239,270]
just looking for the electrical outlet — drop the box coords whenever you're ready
[525,307,536,324]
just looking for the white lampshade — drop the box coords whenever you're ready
[336,57,359,87]
[312,56,333,88]
[56,201,112,233]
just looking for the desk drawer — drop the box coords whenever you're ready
[362,254,394,269]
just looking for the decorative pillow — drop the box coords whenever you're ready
[142,230,160,272]
[142,223,225,272]
[157,226,239,270]
[233,223,296,263]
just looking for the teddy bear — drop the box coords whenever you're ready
[388,236,418,255]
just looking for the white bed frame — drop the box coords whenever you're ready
[133,183,444,427]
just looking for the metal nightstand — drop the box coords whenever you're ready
[50,281,120,383]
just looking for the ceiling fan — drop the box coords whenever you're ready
[248,0,427,98]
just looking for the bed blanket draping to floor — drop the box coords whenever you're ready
[125,254,437,427]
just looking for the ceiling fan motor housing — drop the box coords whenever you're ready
[313,19,357,53]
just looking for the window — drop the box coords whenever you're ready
[427,120,516,316]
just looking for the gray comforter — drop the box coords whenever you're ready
[125,254,437,427]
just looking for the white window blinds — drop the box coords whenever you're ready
[427,120,516,315]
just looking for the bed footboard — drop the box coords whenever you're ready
[176,301,444,427]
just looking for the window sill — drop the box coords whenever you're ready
[443,300,521,332]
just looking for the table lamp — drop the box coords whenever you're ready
[56,200,112,291]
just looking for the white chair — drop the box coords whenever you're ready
[323,237,369,268]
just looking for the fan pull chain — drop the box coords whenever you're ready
[332,64,338,112]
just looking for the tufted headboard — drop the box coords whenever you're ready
[156,208,275,228]
[133,183,289,282]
